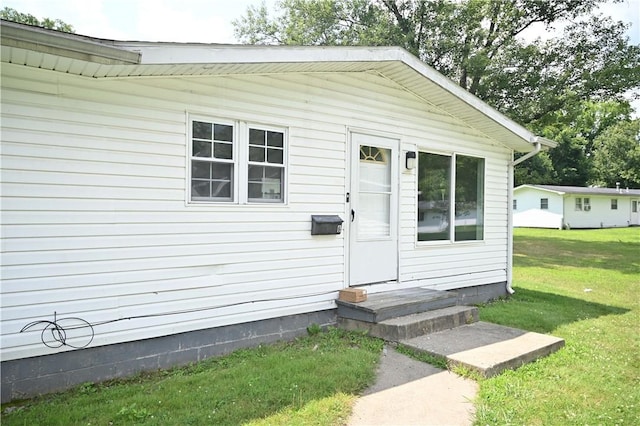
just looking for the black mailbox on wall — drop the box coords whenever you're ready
[311,215,344,235]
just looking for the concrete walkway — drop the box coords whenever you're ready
[347,346,478,426]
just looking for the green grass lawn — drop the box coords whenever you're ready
[1,328,383,425]
[475,227,640,425]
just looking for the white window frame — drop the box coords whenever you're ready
[584,198,591,211]
[540,198,549,210]
[575,197,583,211]
[611,199,618,210]
[415,150,486,244]
[187,115,288,205]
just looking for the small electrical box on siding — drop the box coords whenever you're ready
[311,215,343,235]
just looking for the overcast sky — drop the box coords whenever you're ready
[3,0,639,45]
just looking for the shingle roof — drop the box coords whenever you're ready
[519,185,640,196]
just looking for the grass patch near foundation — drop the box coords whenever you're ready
[2,328,383,426]
[476,227,639,425]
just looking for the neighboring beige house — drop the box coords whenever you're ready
[1,20,556,401]
[513,185,640,229]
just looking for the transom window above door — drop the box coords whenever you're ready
[360,145,387,163]
[188,116,287,204]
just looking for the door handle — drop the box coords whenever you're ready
[351,209,355,222]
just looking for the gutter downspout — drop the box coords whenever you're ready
[507,139,542,294]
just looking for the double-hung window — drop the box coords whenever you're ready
[611,199,618,210]
[189,117,286,204]
[417,152,485,242]
[540,198,549,210]
[248,128,285,202]
[191,120,235,201]
[575,198,583,211]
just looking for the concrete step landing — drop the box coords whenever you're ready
[400,321,565,377]
[339,305,478,341]
[337,288,457,323]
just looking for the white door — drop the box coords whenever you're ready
[631,199,640,225]
[349,132,399,286]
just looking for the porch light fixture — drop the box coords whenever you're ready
[405,151,417,170]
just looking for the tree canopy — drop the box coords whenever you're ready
[0,7,75,33]
[235,0,640,188]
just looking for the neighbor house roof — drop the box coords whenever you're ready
[516,185,640,196]
[0,19,557,153]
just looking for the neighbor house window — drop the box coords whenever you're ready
[611,199,618,210]
[513,199,517,210]
[633,201,638,213]
[584,198,591,211]
[417,152,484,242]
[575,198,583,211]
[540,198,549,209]
[189,116,286,204]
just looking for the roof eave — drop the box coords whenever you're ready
[0,20,140,65]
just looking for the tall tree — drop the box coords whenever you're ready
[590,119,640,188]
[235,0,640,187]
[0,7,75,33]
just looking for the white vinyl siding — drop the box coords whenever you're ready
[1,63,513,361]
[512,188,564,229]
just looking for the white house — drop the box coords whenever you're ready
[0,21,556,401]
[513,185,640,229]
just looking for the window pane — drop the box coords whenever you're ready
[191,180,210,197]
[193,121,212,140]
[417,153,451,241]
[192,160,210,178]
[267,131,284,147]
[455,155,484,241]
[211,163,232,180]
[211,181,231,198]
[191,163,233,201]
[360,149,391,192]
[267,148,283,164]
[214,142,233,159]
[248,165,282,201]
[250,129,265,145]
[214,124,233,142]
[249,146,265,162]
[193,140,212,157]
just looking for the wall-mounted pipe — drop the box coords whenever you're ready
[507,138,543,295]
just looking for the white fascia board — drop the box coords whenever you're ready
[114,42,405,65]
[515,185,565,195]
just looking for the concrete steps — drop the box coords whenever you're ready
[336,288,565,377]
[339,305,478,341]
[337,288,458,323]
[400,321,565,377]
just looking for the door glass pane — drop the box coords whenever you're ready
[358,193,390,238]
[417,153,451,241]
[358,146,391,239]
